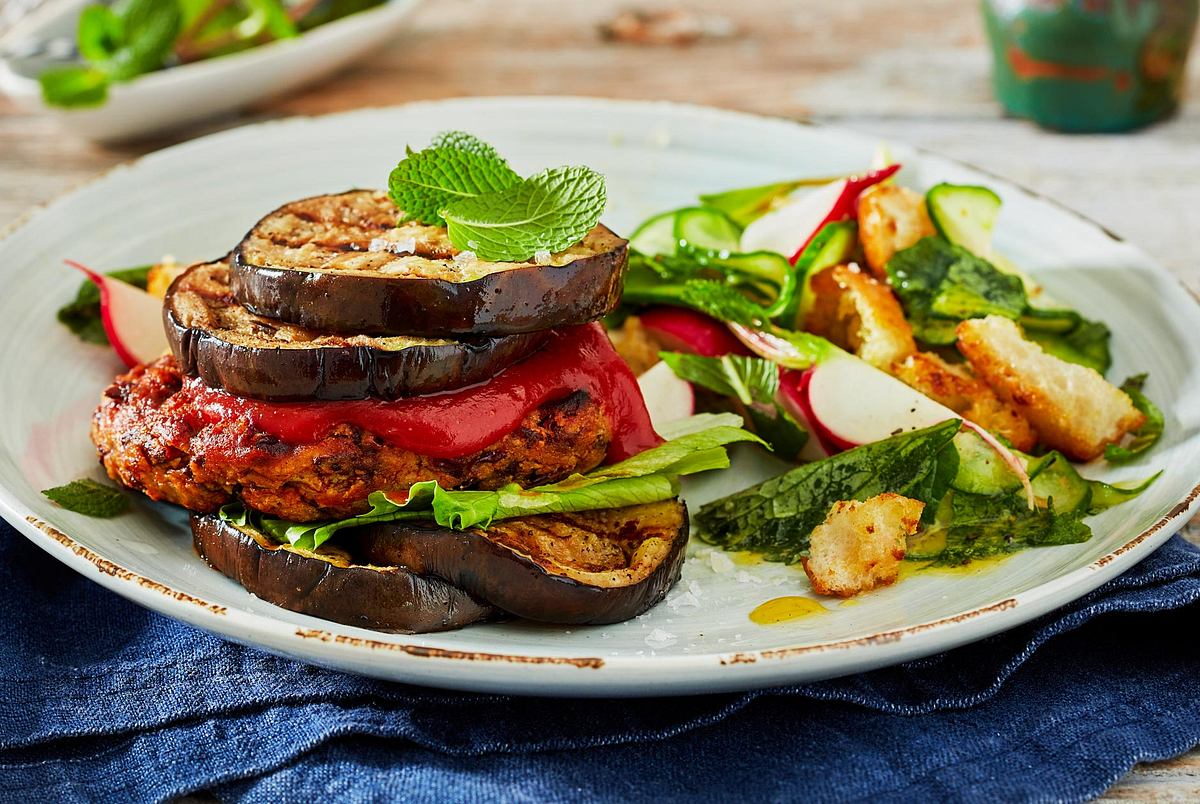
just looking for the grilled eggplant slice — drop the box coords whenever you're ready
[191,514,501,633]
[165,259,546,400]
[231,190,629,337]
[349,500,689,625]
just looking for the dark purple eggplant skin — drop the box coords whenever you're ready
[229,194,629,337]
[164,260,548,401]
[191,514,501,634]
[350,500,689,626]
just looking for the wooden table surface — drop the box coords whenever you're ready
[2,0,1198,798]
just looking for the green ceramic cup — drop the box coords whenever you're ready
[983,0,1198,132]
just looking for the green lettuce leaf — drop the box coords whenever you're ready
[696,419,962,563]
[225,414,761,551]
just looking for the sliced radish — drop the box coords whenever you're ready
[637,361,695,431]
[789,353,959,453]
[740,179,846,262]
[739,164,901,263]
[639,307,749,357]
[65,260,168,368]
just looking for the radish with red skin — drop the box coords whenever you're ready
[636,361,695,431]
[65,260,168,368]
[739,164,901,263]
[639,307,749,357]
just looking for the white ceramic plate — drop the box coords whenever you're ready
[0,0,419,142]
[2,98,1198,697]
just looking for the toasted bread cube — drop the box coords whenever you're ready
[956,316,1145,461]
[806,263,917,368]
[146,258,186,300]
[802,493,925,598]
[891,351,1038,452]
[857,184,936,279]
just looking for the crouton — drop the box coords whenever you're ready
[891,351,1038,452]
[606,315,663,376]
[857,184,936,279]
[146,259,186,300]
[802,493,925,598]
[805,263,916,368]
[956,316,1145,461]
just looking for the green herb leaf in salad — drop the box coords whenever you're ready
[57,265,152,345]
[224,414,763,551]
[886,236,1026,345]
[1104,374,1165,463]
[387,132,522,227]
[696,420,962,563]
[659,352,809,461]
[43,478,130,518]
[908,490,1092,566]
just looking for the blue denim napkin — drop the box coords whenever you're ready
[3,518,1200,804]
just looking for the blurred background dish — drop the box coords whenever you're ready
[0,0,419,142]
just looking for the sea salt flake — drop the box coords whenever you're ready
[735,570,765,585]
[453,250,477,265]
[368,236,417,255]
[666,590,701,612]
[706,550,735,575]
[644,628,678,649]
[533,249,553,265]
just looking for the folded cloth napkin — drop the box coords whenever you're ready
[3,519,1200,804]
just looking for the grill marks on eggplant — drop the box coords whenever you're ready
[231,190,629,336]
[164,259,547,400]
[191,515,502,633]
[350,500,690,626]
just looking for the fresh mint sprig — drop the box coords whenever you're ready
[387,132,521,227]
[387,132,607,262]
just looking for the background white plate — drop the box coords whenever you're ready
[0,0,420,142]
[2,97,1198,697]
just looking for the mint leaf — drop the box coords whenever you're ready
[40,66,110,108]
[443,165,606,262]
[43,479,130,518]
[57,265,151,345]
[1104,374,1164,463]
[696,420,962,563]
[388,132,521,226]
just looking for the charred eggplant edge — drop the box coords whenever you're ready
[191,514,501,633]
[164,263,548,400]
[229,196,629,337]
[353,500,690,626]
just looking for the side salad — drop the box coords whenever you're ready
[611,156,1162,597]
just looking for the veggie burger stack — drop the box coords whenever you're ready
[91,132,757,632]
